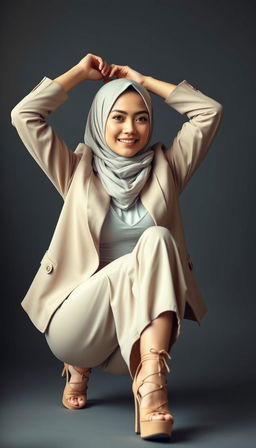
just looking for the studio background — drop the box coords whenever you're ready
[1,1,255,447]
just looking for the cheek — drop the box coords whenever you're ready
[142,124,150,139]
[105,122,117,141]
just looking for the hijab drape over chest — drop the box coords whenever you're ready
[84,78,155,210]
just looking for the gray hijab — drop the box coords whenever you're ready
[84,78,155,210]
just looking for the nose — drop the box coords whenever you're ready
[123,118,136,134]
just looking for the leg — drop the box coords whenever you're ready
[137,311,175,421]
[108,226,183,437]
[140,310,174,354]
[118,225,184,377]
[45,269,120,408]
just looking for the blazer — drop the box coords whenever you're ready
[11,76,224,333]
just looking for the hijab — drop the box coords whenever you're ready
[83,78,155,210]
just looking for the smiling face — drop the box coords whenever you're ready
[104,89,151,157]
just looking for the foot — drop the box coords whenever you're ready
[64,364,91,408]
[136,360,173,422]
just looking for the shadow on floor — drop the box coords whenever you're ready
[1,367,255,447]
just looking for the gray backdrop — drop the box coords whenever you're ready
[1,0,255,447]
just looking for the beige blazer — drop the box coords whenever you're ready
[11,77,224,333]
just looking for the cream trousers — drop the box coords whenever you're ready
[44,226,187,378]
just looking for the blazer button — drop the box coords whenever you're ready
[45,263,53,274]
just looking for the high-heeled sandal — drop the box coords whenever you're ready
[132,347,174,440]
[61,363,92,410]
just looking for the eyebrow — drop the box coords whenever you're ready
[110,109,149,115]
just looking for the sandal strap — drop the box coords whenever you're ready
[62,365,91,397]
[72,366,92,380]
[64,382,89,396]
[137,378,167,401]
[141,348,171,374]
[133,347,172,409]
[133,347,171,385]
[140,405,174,423]
[61,364,92,396]
[61,364,92,380]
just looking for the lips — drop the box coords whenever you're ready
[117,138,138,143]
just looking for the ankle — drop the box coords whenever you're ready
[137,359,159,378]
[67,364,91,379]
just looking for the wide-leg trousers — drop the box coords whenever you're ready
[44,226,188,378]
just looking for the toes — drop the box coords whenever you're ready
[69,396,84,407]
[165,414,173,421]
[152,414,165,421]
[152,413,173,421]
[71,397,78,406]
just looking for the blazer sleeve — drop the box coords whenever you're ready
[10,76,80,198]
[163,80,224,194]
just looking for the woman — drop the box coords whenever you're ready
[11,53,224,440]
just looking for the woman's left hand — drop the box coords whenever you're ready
[107,64,146,85]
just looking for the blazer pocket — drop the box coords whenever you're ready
[40,250,57,274]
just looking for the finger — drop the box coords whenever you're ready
[95,56,104,70]
[102,68,111,78]
[108,64,115,77]
[106,63,113,75]
[101,61,109,76]
[109,64,121,77]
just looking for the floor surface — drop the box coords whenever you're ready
[1,365,255,448]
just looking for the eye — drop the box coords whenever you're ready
[136,116,148,122]
[112,115,124,121]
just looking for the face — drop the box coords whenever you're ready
[104,91,151,157]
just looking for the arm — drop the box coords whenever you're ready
[161,80,224,194]
[10,53,112,197]
[142,75,177,99]
[108,64,177,99]
[107,64,224,194]
[10,77,78,198]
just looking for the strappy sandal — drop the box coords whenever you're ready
[61,363,92,410]
[132,347,174,440]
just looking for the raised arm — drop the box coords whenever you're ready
[142,76,224,193]
[107,64,224,194]
[10,53,112,198]
[160,80,224,194]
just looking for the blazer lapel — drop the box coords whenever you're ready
[87,171,110,253]
[140,144,169,227]
[139,171,167,226]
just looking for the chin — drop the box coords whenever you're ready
[119,149,142,157]
[109,145,137,156]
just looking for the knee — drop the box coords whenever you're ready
[141,226,175,244]
[45,330,102,367]
[134,226,179,260]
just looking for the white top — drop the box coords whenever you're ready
[99,196,156,262]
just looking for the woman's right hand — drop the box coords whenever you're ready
[76,53,112,82]
[54,53,113,92]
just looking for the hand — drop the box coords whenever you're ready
[76,53,112,83]
[108,64,146,85]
